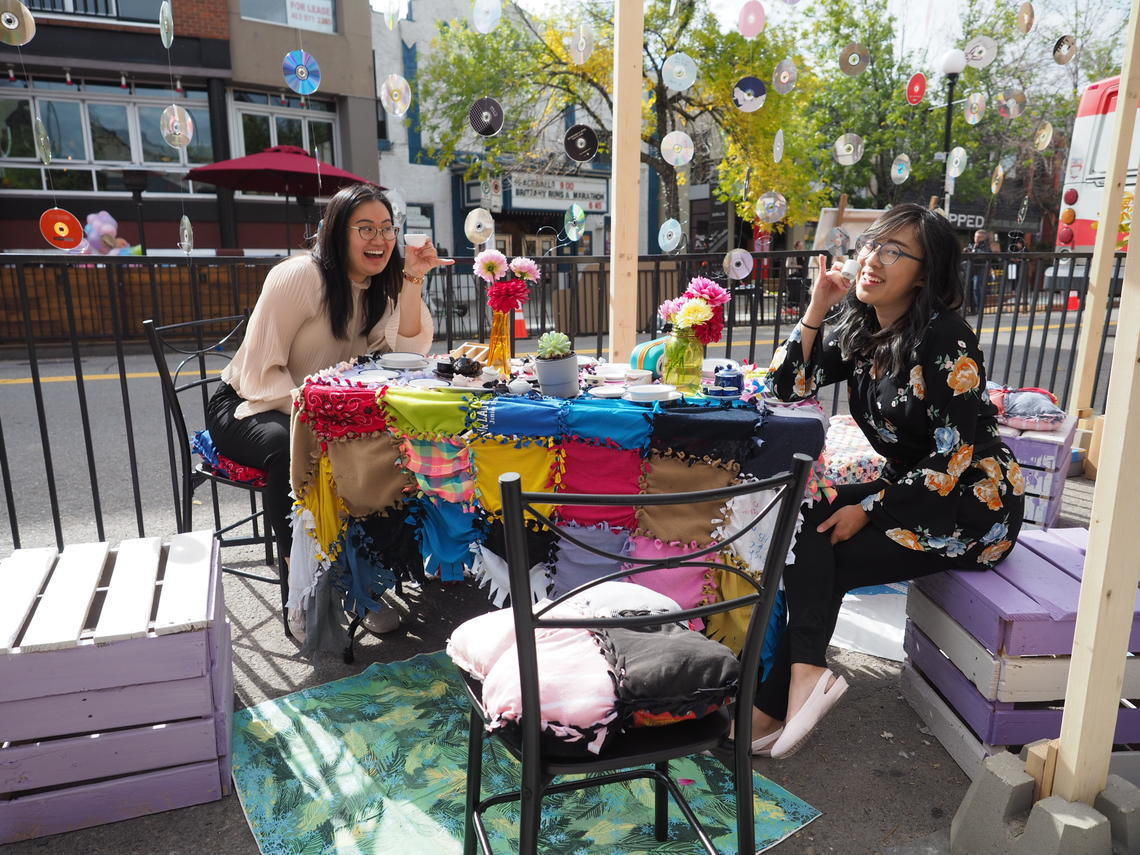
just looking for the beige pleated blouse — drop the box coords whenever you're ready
[221,253,433,418]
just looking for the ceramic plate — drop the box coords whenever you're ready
[588,385,626,398]
[407,377,451,389]
[378,352,430,370]
[622,390,684,403]
[354,367,398,383]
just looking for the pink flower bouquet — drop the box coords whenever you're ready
[658,276,731,345]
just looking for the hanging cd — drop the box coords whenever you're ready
[890,154,911,185]
[733,76,766,112]
[39,207,84,250]
[1053,35,1076,65]
[772,59,798,95]
[832,133,864,166]
[464,207,495,245]
[468,97,504,136]
[564,204,586,241]
[282,50,321,95]
[33,115,50,165]
[178,214,194,254]
[755,191,787,224]
[160,104,194,148]
[964,92,987,125]
[660,130,694,166]
[158,0,173,49]
[472,0,501,34]
[1017,195,1029,224]
[996,88,1027,119]
[963,35,997,70]
[906,72,926,105]
[0,0,34,47]
[1034,121,1053,151]
[567,22,594,64]
[564,124,598,162]
[839,43,870,76]
[1017,2,1035,34]
[947,146,968,178]
[385,188,407,225]
[657,219,683,252]
[662,52,698,92]
[773,128,784,163]
[738,0,766,38]
[990,164,1005,195]
[826,226,849,256]
[723,248,754,280]
[380,73,411,116]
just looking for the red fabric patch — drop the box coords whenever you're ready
[557,440,643,528]
[210,454,268,487]
[299,382,388,441]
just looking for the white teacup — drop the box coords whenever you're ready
[404,233,430,248]
[624,368,652,386]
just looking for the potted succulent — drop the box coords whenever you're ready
[533,331,579,397]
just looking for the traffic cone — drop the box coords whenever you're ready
[1067,290,1080,311]
[513,307,528,339]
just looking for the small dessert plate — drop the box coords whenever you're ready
[625,383,677,402]
[407,377,451,389]
[354,367,398,383]
[588,385,625,398]
[379,352,430,370]
[623,389,683,403]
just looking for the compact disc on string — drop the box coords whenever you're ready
[380,74,411,116]
[996,88,1027,118]
[773,128,784,163]
[33,115,51,165]
[1053,35,1076,65]
[662,52,697,92]
[890,153,911,185]
[947,146,968,178]
[464,207,495,245]
[564,204,586,241]
[567,22,594,64]
[1017,195,1029,224]
[906,72,926,105]
[385,188,407,225]
[282,50,321,95]
[469,97,504,136]
[160,104,194,148]
[723,248,754,280]
[658,219,683,252]
[839,43,870,76]
[772,59,797,95]
[0,0,35,47]
[964,92,986,125]
[158,0,173,48]
[832,132,864,166]
[39,207,84,250]
[964,35,997,69]
[755,191,787,224]
[825,226,849,256]
[178,215,194,254]
[660,130,694,166]
[1034,121,1053,151]
[738,0,766,38]
[990,164,1005,195]
[472,0,501,34]
[1017,2,1035,33]
[564,124,598,162]
[733,76,766,112]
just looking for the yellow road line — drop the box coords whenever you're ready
[0,371,161,385]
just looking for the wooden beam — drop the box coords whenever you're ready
[607,0,644,363]
[1053,0,1140,805]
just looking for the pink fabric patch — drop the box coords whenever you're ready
[622,535,718,629]
[558,441,643,528]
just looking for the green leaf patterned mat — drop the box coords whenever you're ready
[231,652,819,855]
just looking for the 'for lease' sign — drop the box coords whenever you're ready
[287,0,335,33]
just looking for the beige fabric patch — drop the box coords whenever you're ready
[325,432,414,517]
[639,452,739,545]
[290,402,322,497]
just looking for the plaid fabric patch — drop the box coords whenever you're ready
[402,437,475,503]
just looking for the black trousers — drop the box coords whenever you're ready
[754,481,961,719]
[205,383,293,560]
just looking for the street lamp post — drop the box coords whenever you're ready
[939,49,967,216]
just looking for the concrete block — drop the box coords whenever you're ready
[1093,774,1140,854]
[951,752,1035,854]
[1014,796,1110,855]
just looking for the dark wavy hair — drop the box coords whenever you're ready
[831,204,964,379]
[311,183,402,340]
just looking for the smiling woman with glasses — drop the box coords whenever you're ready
[745,203,1023,762]
[348,224,401,242]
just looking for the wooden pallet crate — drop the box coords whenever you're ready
[999,414,1078,528]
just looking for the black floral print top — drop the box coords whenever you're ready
[768,310,1024,569]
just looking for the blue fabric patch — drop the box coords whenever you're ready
[407,497,486,582]
[563,398,654,450]
[330,520,398,615]
[191,429,219,465]
[476,396,564,438]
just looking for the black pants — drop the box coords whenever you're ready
[754,481,961,719]
[205,383,293,560]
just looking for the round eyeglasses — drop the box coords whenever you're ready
[349,224,400,241]
[854,235,923,266]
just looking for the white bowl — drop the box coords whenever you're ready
[404,233,430,248]
[625,383,676,402]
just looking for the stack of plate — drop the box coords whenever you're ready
[378,352,430,371]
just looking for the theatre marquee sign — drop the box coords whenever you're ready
[510,172,608,213]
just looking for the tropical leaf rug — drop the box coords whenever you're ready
[231,651,819,855]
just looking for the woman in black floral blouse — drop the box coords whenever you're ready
[752,204,1024,760]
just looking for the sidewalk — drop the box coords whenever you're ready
[3,478,1097,855]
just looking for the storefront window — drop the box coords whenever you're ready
[39,99,85,161]
[88,103,131,161]
[275,116,303,148]
[241,113,271,155]
[0,99,34,158]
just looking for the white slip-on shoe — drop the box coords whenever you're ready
[770,670,848,759]
[361,602,401,635]
[750,727,784,757]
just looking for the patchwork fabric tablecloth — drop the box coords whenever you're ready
[821,413,885,486]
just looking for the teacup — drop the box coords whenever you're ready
[404,233,430,248]
[624,368,652,386]
[582,374,605,387]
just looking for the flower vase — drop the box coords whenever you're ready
[486,309,512,377]
[661,327,703,394]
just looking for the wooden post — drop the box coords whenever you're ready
[607,0,644,363]
[1053,0,1140,805]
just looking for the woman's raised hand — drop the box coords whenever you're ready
[404,239,456,279]
[807,253,851,315]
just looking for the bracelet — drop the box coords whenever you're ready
[800,319,822,330]
[402,271,425,286]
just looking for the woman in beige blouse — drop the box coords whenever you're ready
[206,184,453,627]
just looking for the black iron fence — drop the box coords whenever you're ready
[0,248,1120,552]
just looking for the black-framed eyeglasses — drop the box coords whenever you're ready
[854,235,924,266]
[349,224,400,241]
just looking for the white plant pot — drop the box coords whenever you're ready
[534,354,579,397]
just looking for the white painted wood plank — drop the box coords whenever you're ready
[154,531,214,636]
[93,537,162,643]
[900,664,995,781]
[907,589,999,698]
[19,542,110,653]
[0,548,58,653]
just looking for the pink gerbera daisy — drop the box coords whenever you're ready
[685,276,730,306]
[473,249,508,283]
[509,256,541,282]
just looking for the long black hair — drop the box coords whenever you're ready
[311,183,402,340]
[832,204,964,378]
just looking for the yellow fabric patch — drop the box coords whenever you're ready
[470,436,558,517]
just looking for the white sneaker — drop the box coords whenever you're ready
[361,603,401,634]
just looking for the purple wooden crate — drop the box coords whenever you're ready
[1003,415,1077,471]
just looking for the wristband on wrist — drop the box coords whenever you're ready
[402,271,425,286]
[800,319,822,330]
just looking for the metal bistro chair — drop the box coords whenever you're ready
[460,453,813,855]
[143,316,290,636]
